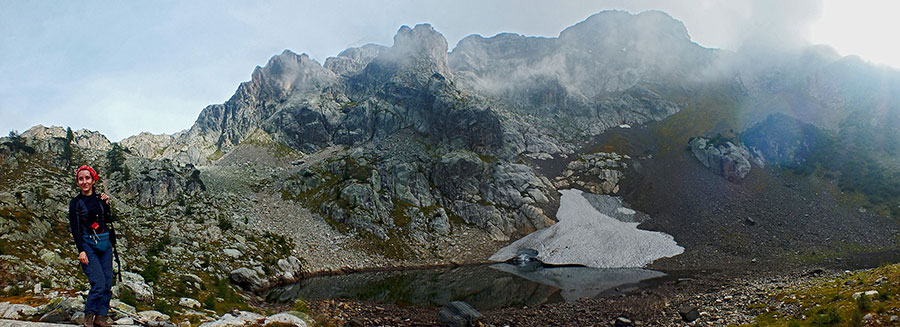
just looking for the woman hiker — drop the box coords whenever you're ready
[69,165,116,327]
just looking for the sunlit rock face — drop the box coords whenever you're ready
[490,189,684,268]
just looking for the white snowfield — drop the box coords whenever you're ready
[490,189,684,268]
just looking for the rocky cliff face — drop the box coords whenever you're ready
[450,10,706,138]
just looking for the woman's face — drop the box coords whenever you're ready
[77,170,94,194]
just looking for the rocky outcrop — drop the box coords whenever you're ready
[283,144,557,242]
[22,125,112,151]
[121,159,205,207]
[689,137,761,182]
[554,152,628,194]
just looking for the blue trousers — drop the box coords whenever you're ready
[81,245,113,316]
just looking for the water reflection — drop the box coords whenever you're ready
[266,264,667,310]
[490,263,665,301]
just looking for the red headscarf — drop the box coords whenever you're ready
[75,165,100,181]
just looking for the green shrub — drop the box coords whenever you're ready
[119,286,137,306]
[153,299,173,315]
[203,295,216,310]
[292,299,310,314]
[141,258,163,283]
[217,217,232,231]
[856,293,871,312]
[810,307,842,326]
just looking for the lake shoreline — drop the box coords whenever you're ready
[269,250,900,326]
[281,265,832,326]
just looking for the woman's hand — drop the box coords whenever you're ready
[100,193,110,204]
[78,251,89,265]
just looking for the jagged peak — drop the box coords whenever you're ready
[560,10,692,45]
[393,24,447,51]
[251,50,326,84]
[383,23,450,73]
[225,49,337,107]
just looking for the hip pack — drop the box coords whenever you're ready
[84,232,111,252]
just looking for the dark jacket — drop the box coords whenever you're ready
[68,192,117,253]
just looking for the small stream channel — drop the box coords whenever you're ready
[266,263,679,310]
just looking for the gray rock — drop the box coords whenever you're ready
[689,137,755,182]
[263,313,307,327]
[72,312,86,324]
[276,256,303,281]
[138,310,170,322]
[38,298,79,323]
[223,248,242,258]
[438,301,482,327]
[199,311,266,327]
[429,208,451,235]
[0,302,37,320]
[852,290,878,300]
[678,305,700,322]
[39,249,66,267]
[122,271,154,303]
[178,298,201,309]
[230,268,267,292]
[614,316,634,327]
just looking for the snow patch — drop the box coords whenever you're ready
[490,189,683,268]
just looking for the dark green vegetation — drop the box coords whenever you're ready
[106,143,130,179]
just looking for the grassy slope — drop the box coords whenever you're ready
[749,263,900,326]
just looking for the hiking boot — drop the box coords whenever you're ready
[83,313,94,327]
[93,315,111,327]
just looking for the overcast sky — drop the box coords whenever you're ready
[1,0,894,141]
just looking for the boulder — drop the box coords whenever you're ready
[178,298,201,309]
[678,305,700,322]
[0,302,37,320]
[122,271,154,303]
[230,267,267,292]
[138,310,171,322]
[275,256,303,282]
[72,312,86,325]
[852,290,879,300]
[438,301,482,327]
[223,248,242,258]
[263,313,307,327]
[39,249,66,267]
[38,299,80,323]
[689,137,756,182]
[199,311,266,327]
